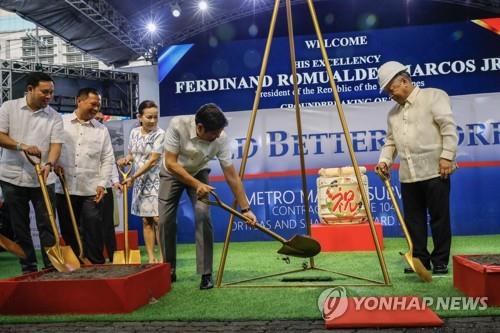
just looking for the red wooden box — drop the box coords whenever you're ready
[104,230,139,259]
[0,263,171,315]
[453,255,500,306]
[311,222,384,252]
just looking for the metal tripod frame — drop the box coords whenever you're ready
[215,0,391,288]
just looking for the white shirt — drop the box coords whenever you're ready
[0,97,64,187]
[55,112,115,196]
[108,164,120,188]
[163,115,232,175]
[379,87,458,183]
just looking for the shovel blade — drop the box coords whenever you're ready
[0,234,26,259]
[412,257,432,282]
[112,250,125,264]
[45,245,80,272]
[80,257,93,265]
[113,249,141,264]
[402,252,416,271]
[61,246,81,270]
[277,235,321,258]
[127,249,141,264]
[401,252,432,282]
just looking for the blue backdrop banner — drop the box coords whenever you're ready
[146,18,500,243]
[122,92,499,243]
[159,19,499,115]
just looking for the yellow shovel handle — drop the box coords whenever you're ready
[117,163,131,262]
[24,152,61,247]
[57,171,85,260]
[379,174,414,252]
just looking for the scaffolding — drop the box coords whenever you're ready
[0,59,139,117]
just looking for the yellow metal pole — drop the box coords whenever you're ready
[216,0,282,288]
[306,0,390,284]
[285,0,315,269]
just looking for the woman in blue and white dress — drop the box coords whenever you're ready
[118,100,164,263]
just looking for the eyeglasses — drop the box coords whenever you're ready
[384,76,404,95]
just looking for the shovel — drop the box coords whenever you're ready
[201,191,321,258]
[378,173,432,282]
[56,170,92,265]
[0,234,26,259]
[24,152,80,272]
[112,163,141,264]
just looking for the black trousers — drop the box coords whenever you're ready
[401,176,452,268]
[56,194,105,264]
[101,188,116,260]
[0,201,14,242]
[0,180,56,273]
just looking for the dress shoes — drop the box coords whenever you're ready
[403,267,415,274]
[200,274,214,290]
[432,264,448,275]
[170,268,176,282]
[404,262,431,274]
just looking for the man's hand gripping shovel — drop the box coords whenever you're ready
[112,162,141,264]
[25,152,80,272]
[200,191,321,258]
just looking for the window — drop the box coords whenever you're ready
[67,54,83,63]
[40,56,54,64]
[22,36,54,59]
[65,44,99,68]
[65,44,79,53]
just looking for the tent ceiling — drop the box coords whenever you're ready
[0,0,498,67]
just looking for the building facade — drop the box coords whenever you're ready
[0,9,110,69]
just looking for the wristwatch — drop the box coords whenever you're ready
[240,207,251,214]
[16,142,22,151]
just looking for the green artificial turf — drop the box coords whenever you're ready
[0,234,499,323]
